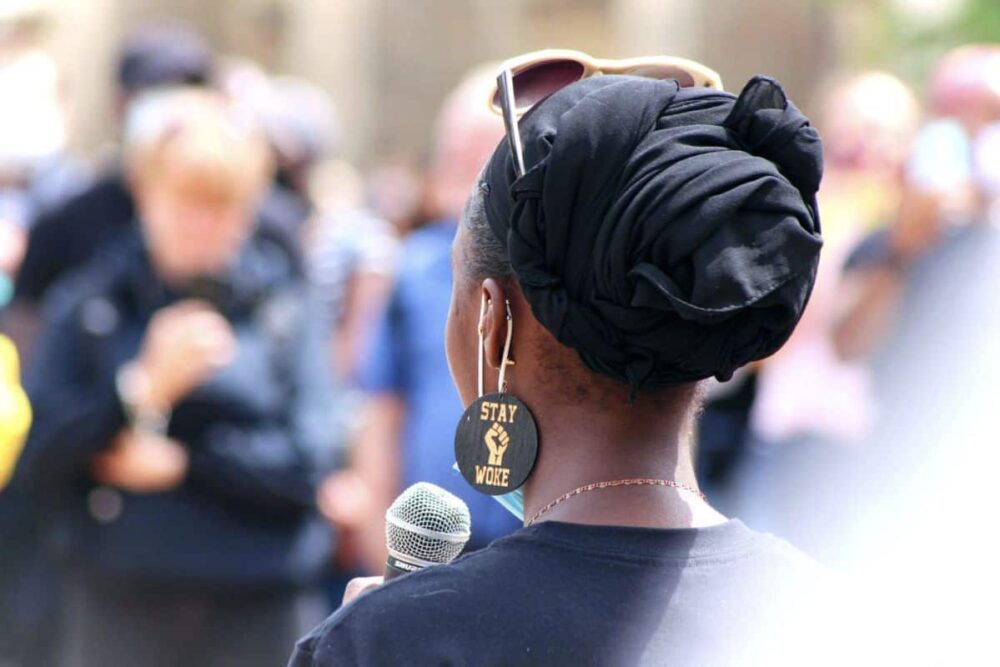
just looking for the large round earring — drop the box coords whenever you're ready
[454,296,538,496]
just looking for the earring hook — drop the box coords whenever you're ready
[497,299,514,394]
[478,296,515,396]
[477,294,488,398]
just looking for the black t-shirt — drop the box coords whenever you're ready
[290,520,831,666]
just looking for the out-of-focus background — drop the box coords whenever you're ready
[1,0,999,665]
[10,0,998,161]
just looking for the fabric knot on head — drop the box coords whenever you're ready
[482,74,823,395]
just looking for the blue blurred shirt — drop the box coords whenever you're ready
[360,219,520,549]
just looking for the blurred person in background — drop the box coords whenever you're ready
[262,76,338,218]
[14,89,341,667]
[217,63,335,246]
[305,158,399,386]
[304,157,399,603]
[258,78,399,387]
[2,22,215,358]
[0,8,88,310]
[827,45,1000,662]
[243,78,401,589]
[305,160,399,386]
[365,156,427,236]
[723,71,921,560]
[834,44,1000,365]
[4,23,310,361]
[329,65,520,577]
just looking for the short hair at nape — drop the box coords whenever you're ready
[462,180,513,284]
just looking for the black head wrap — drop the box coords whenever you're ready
[481,75,823,394]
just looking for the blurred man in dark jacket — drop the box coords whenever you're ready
[9,23,214,318]
[16,89,340,667]
[6,23,307,359]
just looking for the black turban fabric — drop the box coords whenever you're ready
[482,75,823,394]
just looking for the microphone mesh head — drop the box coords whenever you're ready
[385,482,472,566]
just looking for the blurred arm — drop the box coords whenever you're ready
[16,299,126,489]
[832,188,941,361]
[831,266,907,362]
[335,270,396,383]
[322,280,408,573]
[352,393,405,573]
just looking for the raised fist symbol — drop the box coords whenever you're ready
[484,423,510,466]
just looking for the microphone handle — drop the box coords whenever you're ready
[384,554,423,581]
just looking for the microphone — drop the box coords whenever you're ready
[384,482,471,580]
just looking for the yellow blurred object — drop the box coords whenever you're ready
[0,335,31,489]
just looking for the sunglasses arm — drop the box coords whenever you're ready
[497,70,527,178]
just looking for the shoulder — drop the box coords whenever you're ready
[40,236,141,326]
[729,530,852,662]
[726,527,840,631]
[17,175,131,299]
[292,543,515,665]
[713,523,824,578]
[291,574,462,666]
[32,172,130,228]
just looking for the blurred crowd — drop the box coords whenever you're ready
[0,10,998,667]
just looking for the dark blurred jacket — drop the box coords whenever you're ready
[16,229,340,588]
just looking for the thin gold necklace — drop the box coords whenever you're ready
[526,478,708,526]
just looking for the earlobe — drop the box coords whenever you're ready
[477,292,489,339]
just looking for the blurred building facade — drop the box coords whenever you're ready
[18,0,832,165]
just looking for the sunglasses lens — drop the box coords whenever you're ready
[492,60,586,111]
[626,64,698,88]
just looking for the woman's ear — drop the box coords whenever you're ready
[481,278,508,370]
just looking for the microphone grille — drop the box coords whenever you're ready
[385,482,472,566]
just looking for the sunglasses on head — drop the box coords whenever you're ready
[491,49,724,178]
